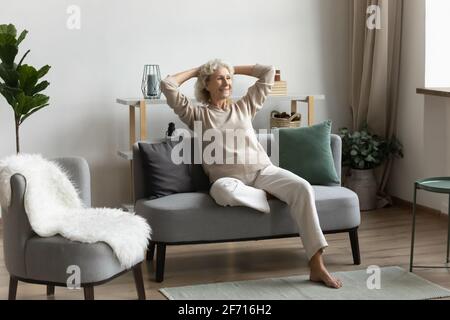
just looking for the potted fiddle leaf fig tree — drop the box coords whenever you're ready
[339,124,403,211]
[0,23,51,153]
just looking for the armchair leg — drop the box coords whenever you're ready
[83,286,94,300]
[8,276,18,300]
[132,263,146,300]
[47,285,55,297]
[349,229,361,265]
[146,242,156,261]
[156,243,166,283]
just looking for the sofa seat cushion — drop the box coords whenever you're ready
[25,235,126,284]
[135,187,360,243]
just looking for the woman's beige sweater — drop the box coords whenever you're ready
[160,64,275,184]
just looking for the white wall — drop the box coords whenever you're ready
[388,0,450,213]
[0,0,351,209]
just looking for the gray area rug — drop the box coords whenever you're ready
[160,266,450,300]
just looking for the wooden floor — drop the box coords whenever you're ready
[1,205,450,300]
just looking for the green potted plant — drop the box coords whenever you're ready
[339,124,403,211]
[0,23,51,153]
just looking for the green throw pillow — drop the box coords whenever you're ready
[279,120,340,185]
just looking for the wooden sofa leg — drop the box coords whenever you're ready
[349,229,361,265]
[147,242,156,261]
[156,243,166,283]
[8,276,18,300]
[132,263,146,300]
[47,285,55,296]
[84,286,94,300]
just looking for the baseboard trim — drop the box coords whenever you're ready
[392,196,443,216]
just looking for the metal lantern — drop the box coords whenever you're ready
[141,65,161,99]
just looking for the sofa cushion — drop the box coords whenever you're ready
[135,186,360,243]
[139,141,195,199]
[279,121,340,186]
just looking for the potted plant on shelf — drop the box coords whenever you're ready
[339,124,403,211]
[0,23,51,153]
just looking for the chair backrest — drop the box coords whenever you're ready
[2,157,91,278]
[133,133,342,201]
[53,157,91,207]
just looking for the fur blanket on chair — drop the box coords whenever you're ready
[0,154,151,269]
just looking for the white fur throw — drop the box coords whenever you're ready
[0,154,151,269]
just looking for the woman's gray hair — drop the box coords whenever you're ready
[194,59,234,104]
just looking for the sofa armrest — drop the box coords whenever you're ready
[330,134,342,183]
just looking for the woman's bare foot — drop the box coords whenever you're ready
[309,250,342,289]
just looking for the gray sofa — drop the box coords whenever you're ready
[133,134,361,282]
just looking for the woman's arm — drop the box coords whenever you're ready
[169,65,254,85]
[160,67,201,130]
[233,65,256,77]
[167,67,200,86]
[235,64,275,118]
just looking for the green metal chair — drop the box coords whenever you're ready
[410,177,450,272]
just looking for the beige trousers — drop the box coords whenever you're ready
[211,165,328,260]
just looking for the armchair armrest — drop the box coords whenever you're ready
[3,174,34,278]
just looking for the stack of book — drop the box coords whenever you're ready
[269,80,287,96]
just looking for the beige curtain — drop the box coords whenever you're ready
[349,0,404,206]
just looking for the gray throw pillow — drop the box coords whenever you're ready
[188,137,212,191]
[138,140,195,199]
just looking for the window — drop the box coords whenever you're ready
[426,0,450,87]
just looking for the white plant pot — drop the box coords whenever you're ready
[345,168,377,211]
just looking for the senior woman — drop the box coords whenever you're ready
[160,59,342,289]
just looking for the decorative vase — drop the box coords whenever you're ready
[345,168,377,211]
[141,65,161,99]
